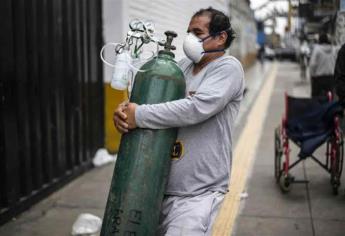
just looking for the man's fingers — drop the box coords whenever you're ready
[117,119,128,129]
[115,107,128,119]
[119,101,129,111]
[113,113,129,134]
[112,101,131,134]
[118,111,127,120]
[114,117,129,133]
[114,111,127,120]
[116,126,128,134]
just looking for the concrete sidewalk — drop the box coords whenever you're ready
[0,163,113,236]
[234,62,345,236]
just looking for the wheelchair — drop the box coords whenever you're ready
[274,93,344,195]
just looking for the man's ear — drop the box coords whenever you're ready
[217,31,228,48]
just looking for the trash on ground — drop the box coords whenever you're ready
[240,191,249,200]
[71,213,102,236]
[92,148,117,167]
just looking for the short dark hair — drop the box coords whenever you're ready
[319,33,330,44]
[193,7,235,49]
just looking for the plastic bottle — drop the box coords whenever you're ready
[111,50,132,90]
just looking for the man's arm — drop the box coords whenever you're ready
[134,62,244,129]
[335,44,345,103]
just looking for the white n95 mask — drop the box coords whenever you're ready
[183,32,226,63]
[183,33,205,63]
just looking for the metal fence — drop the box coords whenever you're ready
[0,0,104,224]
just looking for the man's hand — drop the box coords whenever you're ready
[113,101,138,133]
[113,101,129,133]
[124,103,138,129]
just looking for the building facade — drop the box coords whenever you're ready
[229,0,257,68]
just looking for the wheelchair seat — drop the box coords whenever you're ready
[285,96,343,158]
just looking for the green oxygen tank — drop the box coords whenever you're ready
[101,31,186,236]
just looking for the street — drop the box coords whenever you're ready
[1,61,345,236]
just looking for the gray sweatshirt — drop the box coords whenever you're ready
[310,44,337,77]
[135,55,245,196]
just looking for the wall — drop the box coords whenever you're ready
[229,0,257,68]
[335,11,345,45]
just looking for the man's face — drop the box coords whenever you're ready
[187,14,226,54]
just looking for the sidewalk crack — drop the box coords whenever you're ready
[54,202,103,210]
[303,161,316,236]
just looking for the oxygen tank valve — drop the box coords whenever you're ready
[160,31,177,51]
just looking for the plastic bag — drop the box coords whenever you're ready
[71,213,102,236]
[92,148,117,167]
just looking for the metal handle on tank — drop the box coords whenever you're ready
[159,31,177,51]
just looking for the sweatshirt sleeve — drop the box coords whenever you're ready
[135,60,244,129]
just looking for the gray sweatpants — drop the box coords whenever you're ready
[157,191,225,236]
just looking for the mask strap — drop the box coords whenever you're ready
[203,49,225,53]
[200,28,231,42]
[198,29,230,54]
[200,34,213,42]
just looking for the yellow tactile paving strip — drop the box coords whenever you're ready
[212,62,278,236]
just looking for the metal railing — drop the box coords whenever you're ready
[0,0,104,225]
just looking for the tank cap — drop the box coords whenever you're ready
[159,31,177,51]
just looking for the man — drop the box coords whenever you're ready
[335,43,345,104]
[299,37,310,80]
[309,33,336,97]
[114,7,244,235]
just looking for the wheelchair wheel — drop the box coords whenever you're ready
[279,173,293,193]
[330,131,344,195]
[274,126,283,182]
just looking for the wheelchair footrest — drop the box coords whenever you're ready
[292,179,309,184]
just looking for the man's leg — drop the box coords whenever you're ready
[311,77,317,97]
[205,192,224,236]
[157,191,225,236]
